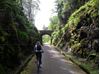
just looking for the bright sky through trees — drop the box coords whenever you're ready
[35,0,56,30]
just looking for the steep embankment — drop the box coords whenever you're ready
[51,0,98,73]
[52,0,98,65]
[0,0,40,74]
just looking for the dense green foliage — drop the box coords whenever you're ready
[42,35,51,44]
[48,16,59,30]
[0,0,99,73]
[50,0,99,73]
[0,0,40,73]
[55,0,89,26]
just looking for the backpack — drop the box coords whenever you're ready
[36,45,41,50]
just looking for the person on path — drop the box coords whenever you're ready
[34,41,43,67]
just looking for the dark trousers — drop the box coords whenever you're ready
[36,52,42,64]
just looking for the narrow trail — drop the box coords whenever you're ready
[32,44,86,74]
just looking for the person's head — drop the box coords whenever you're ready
[36,41,41,45]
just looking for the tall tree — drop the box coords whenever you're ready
[22,0,40,23]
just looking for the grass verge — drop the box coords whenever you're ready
[20,56,36,74]
[65,54,99,74]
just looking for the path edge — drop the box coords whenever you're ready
[14,54,34,74]
[52,45,90,74]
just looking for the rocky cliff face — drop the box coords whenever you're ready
[52,0,99,63]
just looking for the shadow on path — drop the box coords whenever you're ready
[32,45,86,74]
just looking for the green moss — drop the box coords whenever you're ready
[20,56,36,74]
[0,36,5,42]
[65,54,99,74]
[18,30,28,40]
[54,0,98,47]
[63,2,70,12]
[63,0,98,31]
[0,0,40,73]
[71,43,81,50]
[0,64,5,74]
[82,63,99,74]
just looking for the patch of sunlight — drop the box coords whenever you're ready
[44,42,50,45]
[59,59,73,65]
[48,49,59,54]
[60,67,68,71]
[48,49,64,59]
[69,70,80,74]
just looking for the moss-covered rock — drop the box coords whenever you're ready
[0,0,40,74]
[52,0,99,62]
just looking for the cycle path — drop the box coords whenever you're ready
[32,45,86,74]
